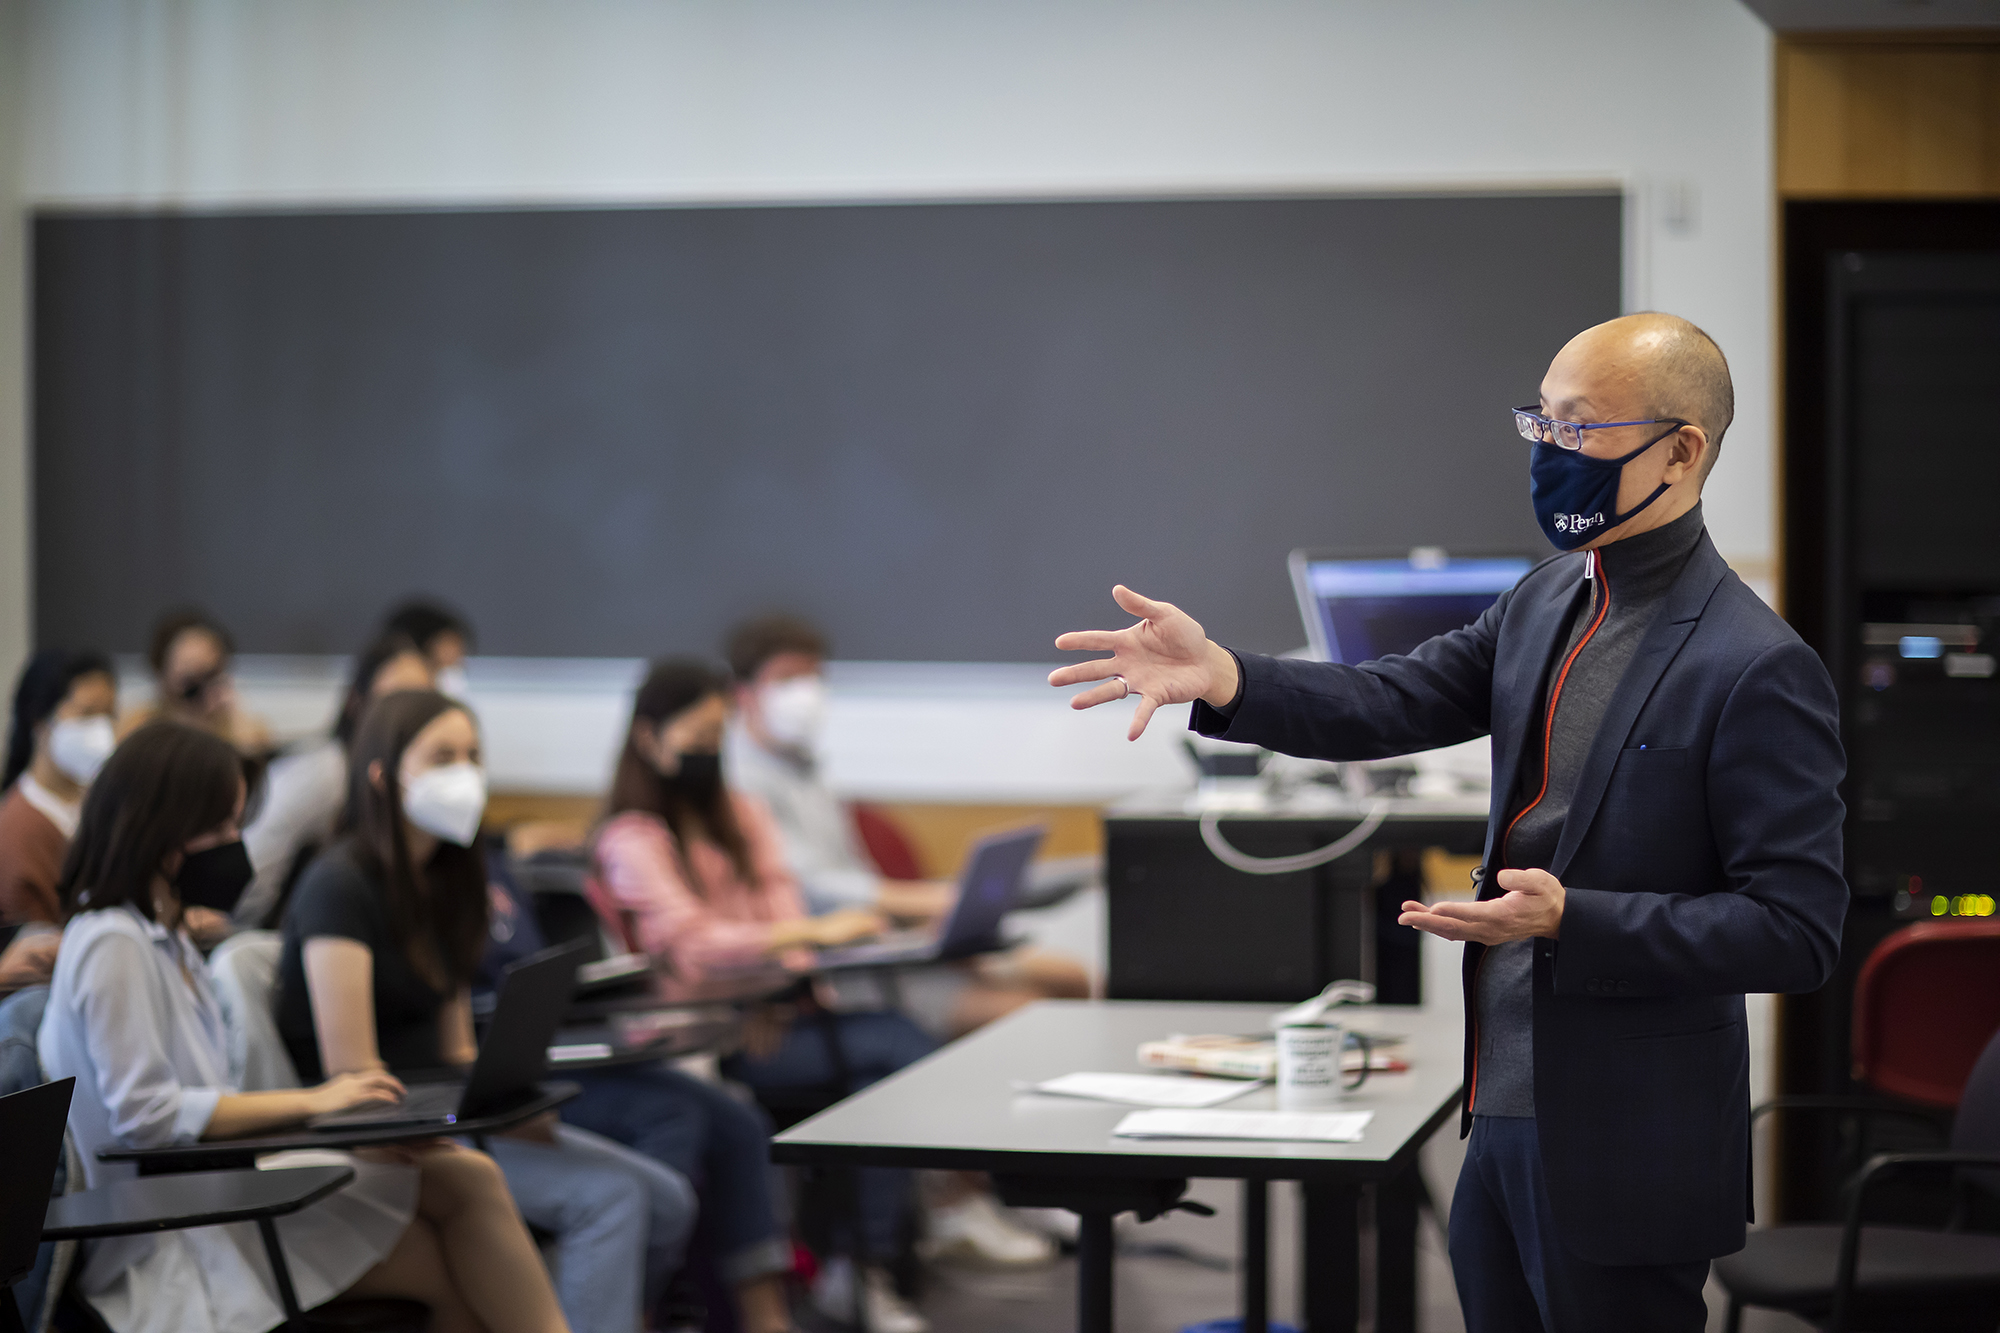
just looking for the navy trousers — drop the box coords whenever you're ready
[1450,1116,1710,1333]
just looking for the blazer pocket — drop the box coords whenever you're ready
[1618,745,1687,769]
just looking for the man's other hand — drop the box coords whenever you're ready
[1398,868,1566,945]
[1049,585,1242,740]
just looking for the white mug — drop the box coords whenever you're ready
[1276,1022,1372,1110]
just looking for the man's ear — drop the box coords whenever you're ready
[1669,424,1708,481]
[367,759,386,793]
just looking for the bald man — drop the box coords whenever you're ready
[1051,314,1846,1331]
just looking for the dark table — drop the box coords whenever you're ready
[43,1165,354,1333]
[1104,786,1488,1006]
[98,1084,579,1175]
[563,966,801,1023]
[773,996,1463,1333]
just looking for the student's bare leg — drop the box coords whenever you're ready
[734,1272,797,1333]
[391,1143,570,1333]
[344,1215,481,1333]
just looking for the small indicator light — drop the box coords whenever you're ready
[1899,636,1944,659]
[1933,896,1949,916]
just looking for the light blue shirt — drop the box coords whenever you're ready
[39,904,231,1189]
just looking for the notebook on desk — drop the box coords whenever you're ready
[813,826,1044,969]
[309,939,587,1131]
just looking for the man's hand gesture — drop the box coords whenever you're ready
[1397,869,1566,945]
[1048,585,1242,740]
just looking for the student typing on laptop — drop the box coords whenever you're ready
[277,689,695,1333]
[588,659,1055,1333]
[40,721,567,1333]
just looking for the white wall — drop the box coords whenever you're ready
[11,0,1777,800]
[0,0,31,691]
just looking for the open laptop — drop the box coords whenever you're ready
[311,939,587,1131]
[1287,547,1533,664]
[813,826,1044,970]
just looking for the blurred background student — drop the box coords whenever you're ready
[235,631,434,929]
[120,608,272,760]
[590,658,1053,1333]
[481,856,801,1333]
[724,616,1090,1037]
[382,597,475,700]
[0,648,118,993]
[279,689,694,1333]
[38,720,570,1333]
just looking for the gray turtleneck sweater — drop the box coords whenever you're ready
[1471,503,1707,1118]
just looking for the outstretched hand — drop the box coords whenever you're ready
[1048,585,1242,740]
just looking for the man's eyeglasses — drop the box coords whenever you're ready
[1513,405,1689,452]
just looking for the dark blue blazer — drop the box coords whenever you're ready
[1192,529,1847,1265]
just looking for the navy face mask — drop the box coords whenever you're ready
[1528,431,1675,551]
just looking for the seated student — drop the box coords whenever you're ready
[382,598,474,700]
[590,660,1049,1333]
[37,720,569,1333]
[0,649,118,992]
[278,689,695,1333]
[120,608,272,759]
[722,616,1091,1035]
[235,633,433,929]
[482,857,799,1333]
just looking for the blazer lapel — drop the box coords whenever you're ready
[1548,532,1732,878]
[1482,555,1588,885]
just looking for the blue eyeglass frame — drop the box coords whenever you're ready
[1512,403,1689,452]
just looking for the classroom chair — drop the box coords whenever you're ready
[1851,920,2000,1108]
[850,804,924,882]
[1714,1025,2000,1331]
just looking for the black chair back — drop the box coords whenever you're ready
[1951,1025,2000,1204]
[0,1078,72,1286]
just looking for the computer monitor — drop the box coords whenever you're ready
[1289,548,1534,665]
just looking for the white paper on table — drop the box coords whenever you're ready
[1111,1108,1373,1141]
[1021,1072,1264,1109]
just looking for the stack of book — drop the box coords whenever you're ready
[1137,1031,1409,1079]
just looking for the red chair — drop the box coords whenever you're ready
[1852,920,2000,1108]
[850,802,925,881]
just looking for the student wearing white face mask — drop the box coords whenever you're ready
[233,632,435,930]
[722,617,1091,1040]
[0,650,120,992]
[276,690,695,1333]
[380,598,475,702]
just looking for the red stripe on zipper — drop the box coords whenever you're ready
[1500,549,1610,865]
[1474,550,1608,1112]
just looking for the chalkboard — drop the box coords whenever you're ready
[34,193,1620,660]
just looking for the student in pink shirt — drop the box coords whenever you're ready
[588,659,1051,1333]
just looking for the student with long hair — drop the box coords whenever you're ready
[592,659,1054,1333]
[0,650,122,995]
[1,649,118,929]
[37,721,568,1333]
[277,690,694,1333]
[234,632,434,929]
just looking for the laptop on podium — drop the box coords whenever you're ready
[310,939,587,1131]
[813,825,1045,970]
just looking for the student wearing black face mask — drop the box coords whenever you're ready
[120,608,272,761]
[588,660,1050,1333]
[37,721,569,1333]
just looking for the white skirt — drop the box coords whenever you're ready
[80,1152,418,1333]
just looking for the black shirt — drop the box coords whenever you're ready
[277,840,450,1082]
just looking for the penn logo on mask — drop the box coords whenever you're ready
[1553,513,1605,536]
